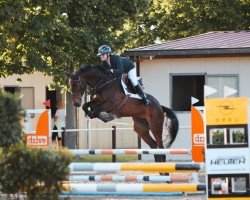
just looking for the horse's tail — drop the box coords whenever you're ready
[161,105,179,148]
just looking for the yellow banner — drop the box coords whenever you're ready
[205,98,248,125]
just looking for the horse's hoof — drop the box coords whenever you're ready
[100,117,109,123]
[99,113,115,123]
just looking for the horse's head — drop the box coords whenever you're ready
[68,71,87,107]
[67,65,110,106]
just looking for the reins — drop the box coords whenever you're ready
[72,73,120,96]
[95,77,121,92]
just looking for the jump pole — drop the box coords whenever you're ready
[68,148,191,155]
[69,162,205,173]
[61,191,183,196]
[62,183,225,193]
[68,174,191,182]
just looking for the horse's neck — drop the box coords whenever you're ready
[84,74,104,87]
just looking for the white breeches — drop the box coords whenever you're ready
[128,67,138,86]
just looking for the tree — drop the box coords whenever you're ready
[0,0,148,148]
[126,0,250,47]
[166,0,250,39]
[0,0,149,79]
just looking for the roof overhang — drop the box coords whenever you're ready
[124,48,250,58]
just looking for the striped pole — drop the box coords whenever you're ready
[69,163,205,173]
[61,191,183,196]
[62,183,222,193]
[68,149,191,155]
[68,174,191,182]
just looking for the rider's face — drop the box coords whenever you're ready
[100,53,109,61]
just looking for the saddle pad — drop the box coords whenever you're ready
[121,80,142,99]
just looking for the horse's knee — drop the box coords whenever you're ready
[82,103,88,111]
[91,109,101,117]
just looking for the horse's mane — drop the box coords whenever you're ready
[77,64,107,76]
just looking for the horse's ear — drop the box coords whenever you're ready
[64,71,71,77]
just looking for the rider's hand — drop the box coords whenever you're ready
[105,68,113,76]
[108,71,113,76]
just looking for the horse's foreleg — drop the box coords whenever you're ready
[95,101,116,123]
[82,100,115,123]
[82,100,99,119]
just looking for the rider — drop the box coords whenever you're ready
[97,44,151,106]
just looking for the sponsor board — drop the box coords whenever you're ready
[206,148,249,174]
[26,135,48,146]
[191,106,204,162]
[24,109,51,147]
[205,98,248,126]
[205,97,250,199]
[193,133,205,146]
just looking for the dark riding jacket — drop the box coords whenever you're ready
[102,54,135,77]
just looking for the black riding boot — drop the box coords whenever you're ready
[135,84,151,106]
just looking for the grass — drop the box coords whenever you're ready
[73,155,138,163]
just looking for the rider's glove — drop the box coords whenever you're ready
[105,68,113,76]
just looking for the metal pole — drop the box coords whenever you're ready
[112,126,116,162]
[62,127,65,147]
[138,136,141,160]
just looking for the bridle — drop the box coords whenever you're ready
[70,75,86,97]
[70,72,121,97]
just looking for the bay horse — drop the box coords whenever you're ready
[68,65,179,163]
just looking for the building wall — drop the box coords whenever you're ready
[0,72,138,149]
[0,72,54,135]
[0,72,53,109]
[139,56,250,160]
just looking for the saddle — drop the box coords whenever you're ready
[117,73,144,110]
[122,73,144,94]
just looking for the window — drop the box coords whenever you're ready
[206,75,238,98]
[171,74,205,111]
[171,74,238,111]
[4,86,34,109]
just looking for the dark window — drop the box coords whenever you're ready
[172,75,205,111]
[4,86,20,94]
[4,87,35,109]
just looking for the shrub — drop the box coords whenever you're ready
[0,143,73,200]
[0,91,24,148]
[232,130,246,143]
[212,130,224,145]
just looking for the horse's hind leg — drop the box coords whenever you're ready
[147,111,166,163]
[133,117,163,162]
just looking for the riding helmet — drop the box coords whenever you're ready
[97,45,112,56]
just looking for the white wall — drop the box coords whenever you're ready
[0,72,53,109]
[140,56,250,161]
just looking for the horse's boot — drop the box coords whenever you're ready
[135,84,151,106]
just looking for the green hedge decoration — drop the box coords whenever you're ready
[0,91,24,147]
[0,143,73,200]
